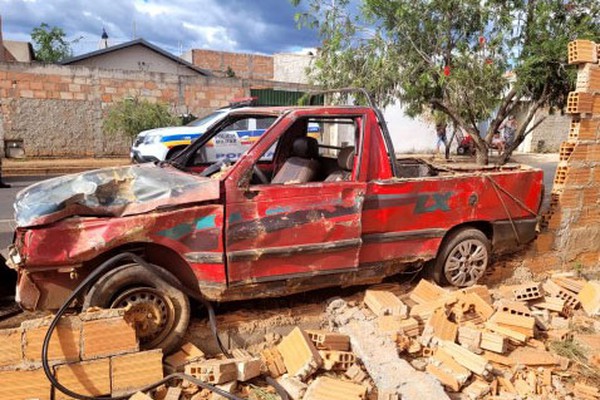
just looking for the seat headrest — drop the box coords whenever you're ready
[337,146,355,171]
[292,137,319,159]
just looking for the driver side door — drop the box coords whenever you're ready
[224,113,366,287]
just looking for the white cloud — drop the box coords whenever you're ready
[182,22,238,51]
[0,0,319,56]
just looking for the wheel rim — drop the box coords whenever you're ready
[111,287,176,349]
[444,239,488,287]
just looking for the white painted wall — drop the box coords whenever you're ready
[382,101,437,154]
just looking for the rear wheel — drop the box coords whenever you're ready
[83,262,190,354]
[432,228,490,287]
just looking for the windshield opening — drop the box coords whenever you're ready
[176,114,280,179]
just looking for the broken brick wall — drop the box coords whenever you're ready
[186,49,274,80]
[528,40,600,274]
[0,309,163,399]
[0,62,309,157]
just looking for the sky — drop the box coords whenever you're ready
[0,0,319,57]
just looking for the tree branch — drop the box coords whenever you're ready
[485,87,517,142]
[523,115,547,136]
[499,84,549,163]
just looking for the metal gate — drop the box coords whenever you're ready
[250,89,323,106]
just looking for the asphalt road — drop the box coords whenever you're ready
[0,176,55,257]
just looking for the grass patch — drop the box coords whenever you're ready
[249,385,280,400]
[549,339,600,380]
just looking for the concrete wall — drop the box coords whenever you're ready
[185,49,273,80]
[526,110,570,153]
[0,62,310,157]
[68,45,199,76]
[273,53,314,85]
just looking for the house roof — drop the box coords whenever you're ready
[61,38,211,76]
[3,40,35,62]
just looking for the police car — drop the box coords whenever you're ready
[131,104,238,163]
[131,98,321,164]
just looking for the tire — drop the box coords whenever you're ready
[457,146,466,155]
[166,146,186,160]
[83,262,190,354]
[432,228,490,287]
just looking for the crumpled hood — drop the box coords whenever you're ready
[14,164,220,227]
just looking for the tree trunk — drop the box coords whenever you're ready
[430,99,489,165]
[475,142,489,165]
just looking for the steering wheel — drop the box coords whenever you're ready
[199,157,232,177]
[253,165,269,184]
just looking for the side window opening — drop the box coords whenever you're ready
[249,116,360,186]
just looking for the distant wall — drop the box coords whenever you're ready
[0,62,310,157]
[184,49,273,80]
[273,53,314,84]
[527,110,570,153]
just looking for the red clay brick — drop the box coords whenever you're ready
[184,359,237,384]
[0,328,22,367]
[111,349,164,395]
[0,368,52,400]
[277,327,323,380]
[568,39,598,64]
[303,376,367,400]
[81,317,138,359]
[54,358,111,399]
[24,321,80,362]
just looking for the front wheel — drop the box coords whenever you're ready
[166,146,187,161]
[83,262,190,354]
[432,228,490,287]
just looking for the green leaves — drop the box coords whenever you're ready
[102,98,180,142]
[30,23,73,63]
[292,0,600,163]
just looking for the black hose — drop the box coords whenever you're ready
[41,252,249,400]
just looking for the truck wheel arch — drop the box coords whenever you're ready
[84,242,199,294]
[439,221,493,251]
[166,146,187,160]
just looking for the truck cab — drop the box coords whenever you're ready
[6,101,544,352]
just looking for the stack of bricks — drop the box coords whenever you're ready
[0,309,163,400]
[358,277,600,397]
[536,39,600,271]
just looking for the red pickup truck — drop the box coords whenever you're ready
[5,96,543,352]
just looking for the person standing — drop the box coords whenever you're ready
[435,122,447,156]
[501,115,517,147]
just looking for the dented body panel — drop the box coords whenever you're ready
[7,105,544,310]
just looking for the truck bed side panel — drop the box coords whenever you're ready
[359,169,543,265]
